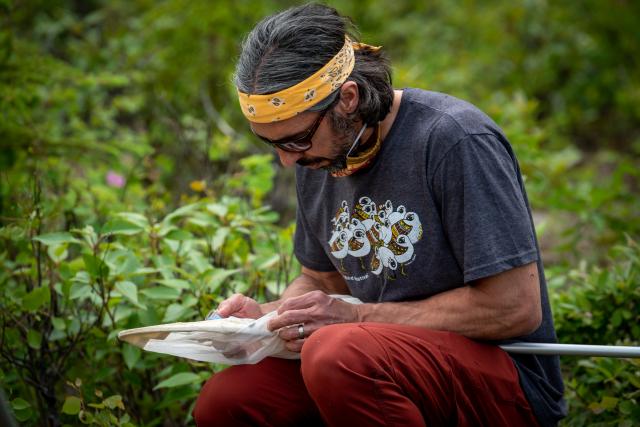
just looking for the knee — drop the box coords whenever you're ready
[192,369,247,427]
[301,323,376,391]
[193,374,228,426]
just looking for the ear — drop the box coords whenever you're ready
[335,81,359,115]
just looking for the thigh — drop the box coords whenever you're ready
[302,323,539,427]
[358,323,540,427]
[193,357,323,427]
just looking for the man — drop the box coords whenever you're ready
[194,4,566,426]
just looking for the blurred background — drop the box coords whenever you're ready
[1,0,638,425]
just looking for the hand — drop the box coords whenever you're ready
[267,291,360,352]
[215,294,263,319]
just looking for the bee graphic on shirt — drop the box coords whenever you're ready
[347,228,370,270]
[391,212,423,244]
[388,234,415,275]
[352,197,377,230]
[327,197,423,277]
[329,227,351,271]
[387,205,406,226]
[371,246,398,277]
[331,200,350,228]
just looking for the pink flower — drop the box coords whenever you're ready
[106,171,126,188]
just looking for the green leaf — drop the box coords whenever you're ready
[156,278,192,290]
[14,408,33,422]
[140,286,181,300]
[206,268,241,293]
[165,229,193,241]
[62,396,82,415]
[103,395,124,410]
[102,218,144,236]
[78,409,93,424]
[153,372,201,390]
[83,254,109,279]
[69,282,92,300]
[188,250,213,275]
[47,243,69,263]
[52,317,66,331]
[115,281,141,307]
[33,232,80,246]
[22,286,50,311]
[27,329,41,349]
[109,251,141,276]
[122,344,141,370]
[211,227,230,251]
[206,203,228,218]
[115,212,149,229]
[11,398,31,411]
[162,303,191,323]
[130,267,158,276]
[163,203,201,223]
[87,402,105,409]
[600,396,618,410]
[256,254,280,270]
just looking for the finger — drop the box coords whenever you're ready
[216,294,245,317]
[268,308,312,331]
[277,290,325,314]
[285,339,305,353]
[277,323,316,341]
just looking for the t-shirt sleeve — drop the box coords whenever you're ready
[293,192,336,272]
[430,132,538,283]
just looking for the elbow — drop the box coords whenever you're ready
[511,303,542,337]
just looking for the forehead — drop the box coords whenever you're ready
[250,112,319,139]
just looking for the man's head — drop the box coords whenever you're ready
[234,4,393,171]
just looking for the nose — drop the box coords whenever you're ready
[275,148,303,167]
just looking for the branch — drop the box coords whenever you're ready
[199,85,238,139]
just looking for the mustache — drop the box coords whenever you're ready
[296,157,327,167]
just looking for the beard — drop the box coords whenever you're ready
[296,111,359,173]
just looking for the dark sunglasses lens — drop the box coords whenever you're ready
[278,141,311,152]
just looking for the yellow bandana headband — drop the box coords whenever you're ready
[237,37,379,123]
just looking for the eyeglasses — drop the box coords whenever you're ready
[252,109,327,153]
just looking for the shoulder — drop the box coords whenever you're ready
[400,89,515,181]
[403,88,504,139]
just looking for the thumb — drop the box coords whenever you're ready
[217,294,244,317]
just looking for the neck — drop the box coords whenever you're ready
[379,89,403,141]
[351,125,378,156]
[350,89,403,156]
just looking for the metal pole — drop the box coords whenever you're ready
[500,342,640,358]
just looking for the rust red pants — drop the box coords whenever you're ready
[193,323,540,426]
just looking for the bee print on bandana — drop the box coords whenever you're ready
[304,88,317,102]
[268,97,285,107]
[327,198,423,276]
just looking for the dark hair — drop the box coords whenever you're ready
[234,3,393,125]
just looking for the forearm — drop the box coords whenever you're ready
[356,264,542,340]
[356,288,512,340]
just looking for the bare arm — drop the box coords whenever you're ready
[260,266,351,313]
[270,262,542,346]
[215,266,349,319]
[355,262,542,340]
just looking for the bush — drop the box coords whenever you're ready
[0,194,297,426]
[551,237,640,425]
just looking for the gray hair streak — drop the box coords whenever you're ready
[234,3,393,124]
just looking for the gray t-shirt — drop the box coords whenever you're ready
[294,88,566,426]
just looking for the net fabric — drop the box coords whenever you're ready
[118,295,362,365]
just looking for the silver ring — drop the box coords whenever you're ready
[297,324,305,340]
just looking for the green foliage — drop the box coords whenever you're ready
[0,0,638,425]
[0,193,297,425]
[551,238,640,425]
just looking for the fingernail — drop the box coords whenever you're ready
[206,310,223,320]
